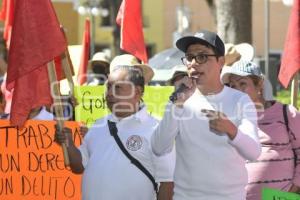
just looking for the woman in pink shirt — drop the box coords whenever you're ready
[221,60,300,200]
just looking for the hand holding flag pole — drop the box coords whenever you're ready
[6,0,74,166]
[47,61,70,166]
[51,26,76,167]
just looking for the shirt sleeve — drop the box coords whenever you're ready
[151,102,183,156]
[153,146,176,183]
[287,105,300,187]
[78,129,91,168]
[228,94,261,161]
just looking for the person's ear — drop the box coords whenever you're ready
[135,86,143,99]
[256,78,264,96]
[258,78,264,90]
[218,56,225,67]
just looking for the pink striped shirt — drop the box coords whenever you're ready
[246,102,300,200]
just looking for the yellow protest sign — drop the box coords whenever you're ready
[143,86,174,118]
[74,85,173,126]
[0,120,82,200]
[74,86,110,126]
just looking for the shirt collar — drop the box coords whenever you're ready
[108,104,148,123]
[32,106,54,120]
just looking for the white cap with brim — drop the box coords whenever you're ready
[110,54,154,84]
[221,60,263,84]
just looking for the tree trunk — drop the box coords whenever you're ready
[207,0,252,44]
[206,0,217,24]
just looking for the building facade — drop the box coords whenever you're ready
[51,0,292,58]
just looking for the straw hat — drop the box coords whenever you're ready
[224,43,254,66]
[167,65,188,85]
[110,54,154,84]
[88,52,110,70]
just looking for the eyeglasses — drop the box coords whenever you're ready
[181,54,218,65]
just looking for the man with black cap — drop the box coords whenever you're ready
[151,30,261,200]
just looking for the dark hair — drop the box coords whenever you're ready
[113,65,145,94]
[248,75,263,87]
[195,41,222,59]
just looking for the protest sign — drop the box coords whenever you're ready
[74,86,109,126]
[262,188,300,200]
[74,85,173,126]
[0,120,82,200]
[143,86,174,118]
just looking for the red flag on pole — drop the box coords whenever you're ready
[0,0,15,49]
[116,0,148,63]
[278,0,300,88]
[6,0,67,127]
[0,0,7,20]
[55,26,75,81]
[77,18,91,85]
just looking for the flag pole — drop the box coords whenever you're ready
[60,26,75,95]
[47,61,70,167]
[291,71,299,109]
[61,50,75,96]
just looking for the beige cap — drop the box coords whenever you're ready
[110,54,154,84]
[224,43,254,66]
[167,65,188,85]
[88,52,110,70]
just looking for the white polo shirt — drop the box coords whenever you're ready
[32,106,54,120]
[79,106,175,200]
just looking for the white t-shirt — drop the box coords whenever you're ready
[79,106,175,200]
[31,106,54,120]
[152,86,261,200]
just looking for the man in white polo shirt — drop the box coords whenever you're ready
[55,55,175,200]
[151,30,261,200]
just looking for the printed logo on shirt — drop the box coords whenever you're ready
[126,135,143,151]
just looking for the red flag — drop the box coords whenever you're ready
[0,0,15,48]
[0,0,7,20]
[77,18,90,85]
[116,0,148,63]
[278,0,300,88]
[6,0,67,127]
[54,55,65,80]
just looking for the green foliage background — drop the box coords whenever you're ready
[275,90,300,108]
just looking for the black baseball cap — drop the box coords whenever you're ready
[176,30,225,56]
